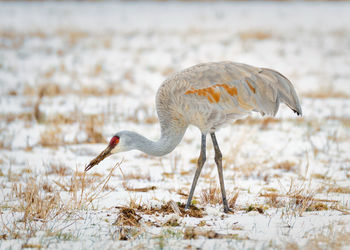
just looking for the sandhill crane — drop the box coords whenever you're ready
[85,61,302,213]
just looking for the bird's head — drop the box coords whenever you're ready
[85,131,135,171]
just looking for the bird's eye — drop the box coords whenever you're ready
[109,136,119,147]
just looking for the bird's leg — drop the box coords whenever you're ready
[210,133,233,213]
[185,133,206,210]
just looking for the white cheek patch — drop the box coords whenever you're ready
[111,146,119,154]
[111,143,124,154]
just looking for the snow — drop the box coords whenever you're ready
[1,1,350,249]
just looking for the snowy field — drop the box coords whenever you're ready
[1,1,350,249]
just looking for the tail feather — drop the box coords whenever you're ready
[262,68,302,117]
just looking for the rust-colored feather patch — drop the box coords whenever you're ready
[184,83,238,103]
[207,87,221,103]
[185,86,220,103]
[245,79,256,93]
[218,84,238,96]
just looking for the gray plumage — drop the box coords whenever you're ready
[86,61,302,213]
[157,61,302,136]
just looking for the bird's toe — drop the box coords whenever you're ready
[224,207,234,214]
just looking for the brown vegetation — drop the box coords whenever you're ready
[122,182,157,192]
[200,185,239,211]
[327,185,350,194]
[45,162,71,176]
[1,162,120,240]
[113,207,142,227]
[184,227,243,240]
[272,160,296,172]
[23,82,129,97]
[117,200,205,218]
[303,88,350,99]
[239,30,272,41]
[39,125,63,148]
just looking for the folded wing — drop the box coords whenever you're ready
[183,62,302,117]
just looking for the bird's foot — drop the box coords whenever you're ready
[223,206,234,214]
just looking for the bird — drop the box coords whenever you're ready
[85,61,302,213]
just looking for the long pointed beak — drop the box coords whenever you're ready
[85,145,113,171]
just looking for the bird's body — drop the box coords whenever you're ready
[85,61,302,213]
[157,61,301,135]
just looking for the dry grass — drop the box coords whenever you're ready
[304,225,350,250]
[58,164,119,209]
[272,161,296,172]
[162,172,175,179]
[22,244,43,249]
[200,185,239,210]
[184,227,242,240]
[42,112,104,127]
[176,189,189,198]
[56,29,89,47]
[265,179,342,216]
[245,205,264,214]
[161,67,175,77]
[303,88,350,99]
[239,30,272,41]
[45,162,71,176]
[23,82,129,97]
[90,62,103,77]
[201,186,222,205]
[0,113,33,124]
[124,105,158,125]
[39,125,63,148]
[0,112,77,126]
[336,117,350,128]
[327,185,350,194]
[235,116,280,128]
[0,30,46,49]
[38,114,106,147]
[228,191,239,209]
[80,114,106,144]
[113,207,142,227]
[311,173,330,180]
[121,171,151,181]
[33,84,46,123]
[119,200,205,218]
[44,113,77,125]
[36,83,62,97]
[261,192,284,208]
[80,84,129,96]
[260,191,336,210]
[233,161,261,177]
[11,179,62,222]
[286,193,319,216]
[23,84,62,126]
[122,182,156,192]
[163,216,180,227]
[1,162,120,240]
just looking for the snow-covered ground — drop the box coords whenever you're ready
[1,1,350,249]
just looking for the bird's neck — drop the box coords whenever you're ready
[131,127,187,157]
